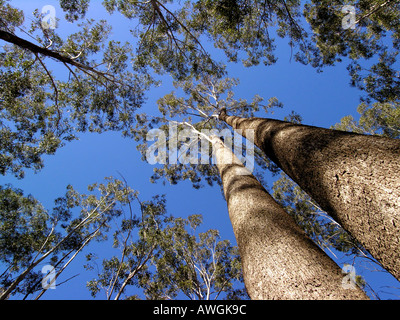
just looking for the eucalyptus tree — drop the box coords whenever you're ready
[0,177,136,300]
[134,75,366,262]
[334,101,400,139]
[85,194,170,300]
[131,75,372,298]
[133,75,280,189]
[2,0,399,299]
[211,135,368,299]
[270,100,400,297]
[141,214,246,300]
[85,202,247,300]
[218,108,400,282]
[0,0,151,178]
[303,0,400,102]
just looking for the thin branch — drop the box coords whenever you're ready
[114,242,157,300]
[186,105,209,119]
[108,181,135,300]
[0,194,112,300]
[151,1,187,58]
[154,0,208,55]
[34,52,61,128]
[355,0,397,25]
[34,227,101,300]
[62,61,80,83]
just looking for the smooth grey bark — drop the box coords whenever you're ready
[211,136,368,300]
[219,109,400,282]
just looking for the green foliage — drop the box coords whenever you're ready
[190,0,305,67]
[85,193,169,300]
[59,0,90,22]
[95,0,400,104]
[304,0,400,63]
[143,214,247,300]
[0,1,24,32]
[132,75,280,189]
[304,0,400,102]
[97,0,311,77]
[348,51,400,103]
[0,43,65,178]
[49,0,310,75]
[101,0,223,80]
[0,2,151,178]
[85,196,246,300]
[2,0,400,300]
[0,185,50,273]
[0,177,138,299]
[333,101,400,138]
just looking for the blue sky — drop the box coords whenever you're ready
[3,0,400,300]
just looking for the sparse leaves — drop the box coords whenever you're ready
[84,197,246,300]
[0,177,139,299]
[142,214,247,300]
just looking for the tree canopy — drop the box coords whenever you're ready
[1,0,400,300]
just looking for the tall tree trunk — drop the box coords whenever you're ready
[211,135,368,300]
[219,109,400,281]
